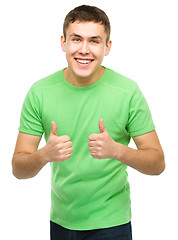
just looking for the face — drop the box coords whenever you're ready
[61,21,112,82]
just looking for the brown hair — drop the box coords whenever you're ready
[63,5,111,44]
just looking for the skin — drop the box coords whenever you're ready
[61,21,112,87]
[12,21,165,179]
[88,119,165,175]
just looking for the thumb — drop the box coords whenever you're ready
[50,121,57,136]
[99,119,106,133]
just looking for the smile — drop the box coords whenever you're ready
[75,58,94,64]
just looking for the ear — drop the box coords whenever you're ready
[105,40,112,56]
[61,35,66,52]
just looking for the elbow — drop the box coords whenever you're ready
[12,158,17,178]
[154,152,166,176]
[12,156,24,180]
[12,167,28,180]
[12,160,21,179]
[155,163,165,175]
[12,164,29,180]
[12,170,21,179]
[12,167,22,180]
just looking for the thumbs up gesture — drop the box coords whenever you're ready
[43,121,73,163]
[88,119,116,159]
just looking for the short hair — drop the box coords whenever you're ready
[63,5,111,44]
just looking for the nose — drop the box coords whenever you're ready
[78,41,90,54]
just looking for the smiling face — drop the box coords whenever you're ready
[61,21,112,86]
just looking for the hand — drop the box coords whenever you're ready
[88,119,116,159]
[43,121,73,163]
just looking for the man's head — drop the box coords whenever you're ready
[63,5,111,45]
[61,5,112,83]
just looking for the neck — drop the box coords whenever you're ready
[63,66,105,87]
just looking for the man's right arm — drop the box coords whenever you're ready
[12,121,73,179]
[12,132,45,179]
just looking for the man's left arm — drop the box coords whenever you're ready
[114,130,165,175]
[88,119,165,175]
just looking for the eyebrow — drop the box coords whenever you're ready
[69,33,103,41]
[69,33,81,38]
[91,36,103,41]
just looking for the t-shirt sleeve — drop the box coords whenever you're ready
[126,84,155,137]
[19,85,44,136]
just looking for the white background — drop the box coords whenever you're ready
[1,0,178,239]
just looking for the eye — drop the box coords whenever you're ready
[91,40,99,44]
[72,38,81,42]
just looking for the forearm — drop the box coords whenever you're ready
[12,148,47,179]
[113,142,165,175]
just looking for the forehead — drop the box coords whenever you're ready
[66,21,106,39]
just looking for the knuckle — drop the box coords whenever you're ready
[65,154,72,160]
[98,135,104,141]
[69,147,73,153]
[65,135,70,141]
[96,140,101,147]
[59,135,70,142]
[67,154,72,159]
[57,144,62,150]
[58,149,64,155]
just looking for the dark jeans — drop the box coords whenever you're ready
[50,221,132,240]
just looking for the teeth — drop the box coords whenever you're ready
[76,59,92,64]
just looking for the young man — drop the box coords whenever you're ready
[12,5,165,240]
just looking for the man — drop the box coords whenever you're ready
[12,5,165,240]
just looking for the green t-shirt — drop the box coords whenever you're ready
[19,67,155,230]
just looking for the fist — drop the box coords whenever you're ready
[88,119,116,159]
[44,121,73,163]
